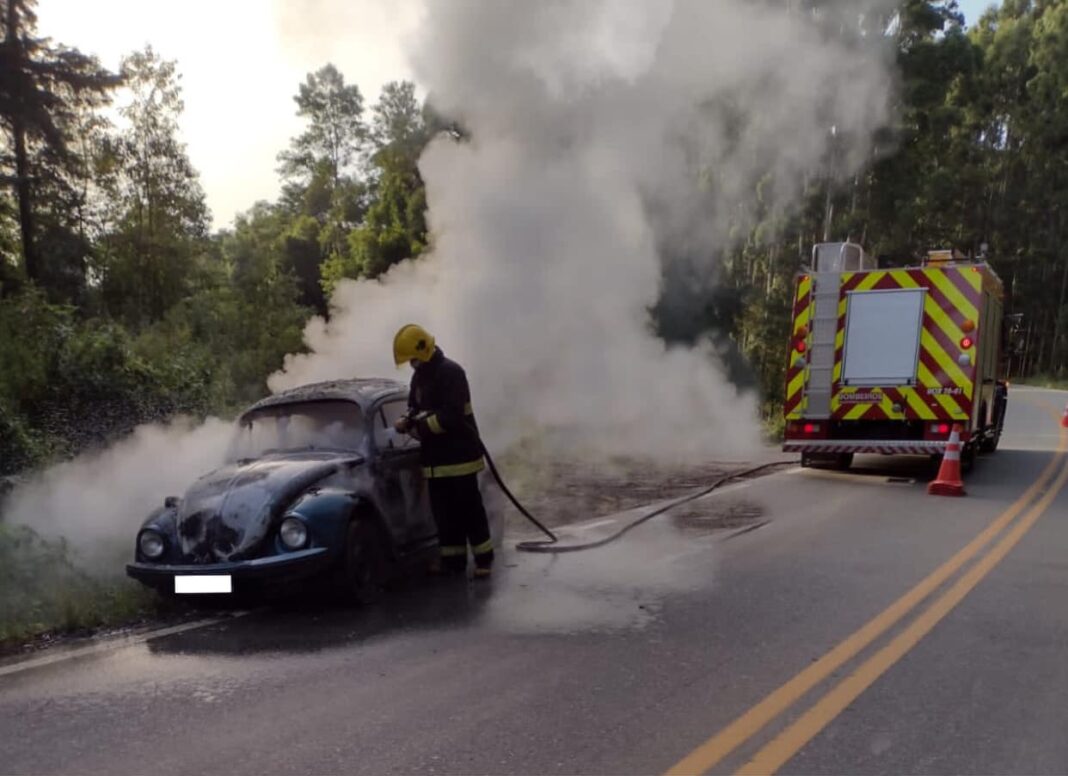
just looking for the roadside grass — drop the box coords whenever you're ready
[0,523,166,646]
[762,413,785,444]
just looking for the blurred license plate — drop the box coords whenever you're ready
[175,575,232,594]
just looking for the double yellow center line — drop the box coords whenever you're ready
[667,407,1068,776]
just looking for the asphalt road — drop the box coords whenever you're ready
[3,387,1068,775]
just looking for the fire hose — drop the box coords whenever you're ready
[480,441,793,554]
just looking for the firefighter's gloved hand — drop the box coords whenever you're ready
[394,415,413,434]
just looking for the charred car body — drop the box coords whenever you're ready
[126,379,436,600]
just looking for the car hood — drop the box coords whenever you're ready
[176,452,362,562]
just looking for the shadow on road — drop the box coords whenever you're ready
[147,575,496,658]
[148,518,723,656]
[805,446,1051,489]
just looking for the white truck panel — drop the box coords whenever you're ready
[841,288,926,386]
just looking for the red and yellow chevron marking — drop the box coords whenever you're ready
[831,267,982,422]
[784,274,813,420]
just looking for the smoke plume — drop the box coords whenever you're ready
[270,0,896,461]
[2,418,233,570]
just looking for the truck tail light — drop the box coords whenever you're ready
[786,421,827,440]
[924,422,952,441]
[796,340,807,354]
[960,337,973,350]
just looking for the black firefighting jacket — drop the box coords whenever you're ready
[408,348,485,478]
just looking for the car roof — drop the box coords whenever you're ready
[240,378,407,419]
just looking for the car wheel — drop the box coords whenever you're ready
[340,518,387,605]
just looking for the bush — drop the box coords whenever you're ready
[0,401,47,475]
[0,523,161,644]
[0,287,230,462]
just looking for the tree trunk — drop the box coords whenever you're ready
[6,1,39,282]
[1052,215,1068,374]
[12,117,38,282]
[822,189,834,242]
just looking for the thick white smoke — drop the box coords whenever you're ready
[270,0,896,462]
[3,418,233,569]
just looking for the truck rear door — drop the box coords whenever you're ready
[841,288,925,387]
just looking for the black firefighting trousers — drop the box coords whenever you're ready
[428,473,494,571]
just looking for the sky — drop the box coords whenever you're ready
[35,0,1000,231]
[958,0,999,25]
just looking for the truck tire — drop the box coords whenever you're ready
[833,453,854,470]
[980,388,1008,454]
[930,446,976,474]
[961,443,977,474]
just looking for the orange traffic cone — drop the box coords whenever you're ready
[1060,403,1068,429]
[929,424,966,497]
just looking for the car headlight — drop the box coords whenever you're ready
[279,516,308,550]
[139,529,165,559]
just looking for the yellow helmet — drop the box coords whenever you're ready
[393,324,436,366]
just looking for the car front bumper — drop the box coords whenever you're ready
[126,547,333,590]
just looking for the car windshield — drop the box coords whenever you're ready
[229,400,366,459]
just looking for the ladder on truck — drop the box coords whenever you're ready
[805,243,876,419]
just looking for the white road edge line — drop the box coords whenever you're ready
[0,612,252,678]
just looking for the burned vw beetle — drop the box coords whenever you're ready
[126,379,436,600]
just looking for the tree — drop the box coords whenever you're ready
[142,201,311,407]
[275,64,370,302]
[277,64,366,187]
[319,81,432,290]
[333,147,427,286]
[95,47,210,324]
[371,81,428,158]
[0,0,117,285]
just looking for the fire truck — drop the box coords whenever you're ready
[783,242,1008,470]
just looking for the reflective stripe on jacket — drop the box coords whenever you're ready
[409,349,485,478]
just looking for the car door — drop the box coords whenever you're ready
[370,398,437,552]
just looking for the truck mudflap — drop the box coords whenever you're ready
[784,440,949,455]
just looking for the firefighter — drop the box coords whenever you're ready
[392,324,494,578]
